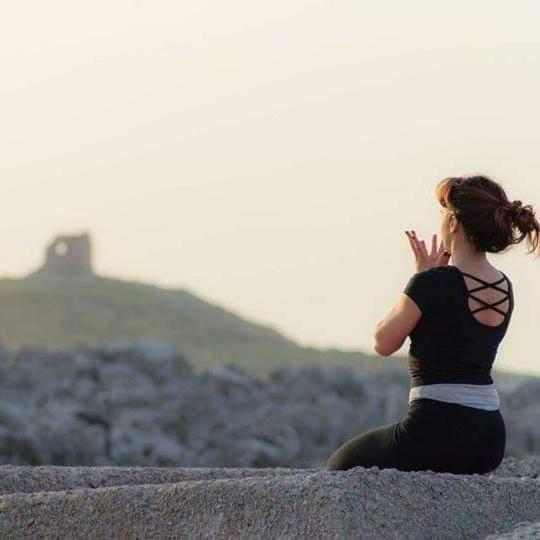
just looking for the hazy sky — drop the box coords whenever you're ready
[1,1,539,376]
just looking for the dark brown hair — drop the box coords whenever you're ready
[435,175,540,256]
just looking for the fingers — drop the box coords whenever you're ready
[435,243,452,266]
[437,239,445,256]
[405,231,419,260]
[411,230,428,257]
[406,230,453,269]
[432,233,449,258]
[437,251,451,266]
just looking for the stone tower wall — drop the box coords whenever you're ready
[26,232,95,281]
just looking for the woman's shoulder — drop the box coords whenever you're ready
[410,265,458,282]
[421,264,513,293]
[405,265,456,292]
[422,265,457,275]
[403,266,456,313]
[404,265,458,298]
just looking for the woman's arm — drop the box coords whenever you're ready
[372,230,450,356]
[373,293,421,356]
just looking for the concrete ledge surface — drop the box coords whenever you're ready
[0,463,538,539]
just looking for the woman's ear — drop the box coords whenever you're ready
[449,213,459,234]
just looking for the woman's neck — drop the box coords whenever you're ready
[450,245,490,273]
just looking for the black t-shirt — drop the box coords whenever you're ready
[403,265,514,387]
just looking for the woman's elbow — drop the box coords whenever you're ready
[373,339,394,357]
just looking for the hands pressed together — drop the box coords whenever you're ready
[405,230,451,273]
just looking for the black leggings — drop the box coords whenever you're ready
[326,398,506,475]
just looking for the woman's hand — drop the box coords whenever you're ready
[405,230,450,272]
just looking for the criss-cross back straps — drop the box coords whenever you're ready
[461,271,510,317]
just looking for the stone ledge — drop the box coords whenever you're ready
[0,464,308,496]
[0,465,538,539]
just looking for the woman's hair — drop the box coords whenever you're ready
[435,175,540,256]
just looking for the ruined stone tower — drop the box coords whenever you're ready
[26,232,95,282]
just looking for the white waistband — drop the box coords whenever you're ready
[408,383,500,411]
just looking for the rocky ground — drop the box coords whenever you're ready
[0,457,538,538]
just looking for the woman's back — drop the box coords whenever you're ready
[403,264,514,388]
[457,265,512,327]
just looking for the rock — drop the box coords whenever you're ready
[208,364,256,389]
[127,338,180,362]
[94,338,177,362]
[0,464,538,538]
[0,343,12,364]
[486,520,540,539]
[0,342,538,467]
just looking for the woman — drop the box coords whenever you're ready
[326,175,540,475]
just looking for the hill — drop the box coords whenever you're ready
[0,232,393,378]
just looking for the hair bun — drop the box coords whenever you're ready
[505,199,525,219]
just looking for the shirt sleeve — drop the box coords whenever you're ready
[403,269,436,315]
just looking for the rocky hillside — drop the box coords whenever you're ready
[0,340,537,468]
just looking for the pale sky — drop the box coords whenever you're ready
[1,1,539,376]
